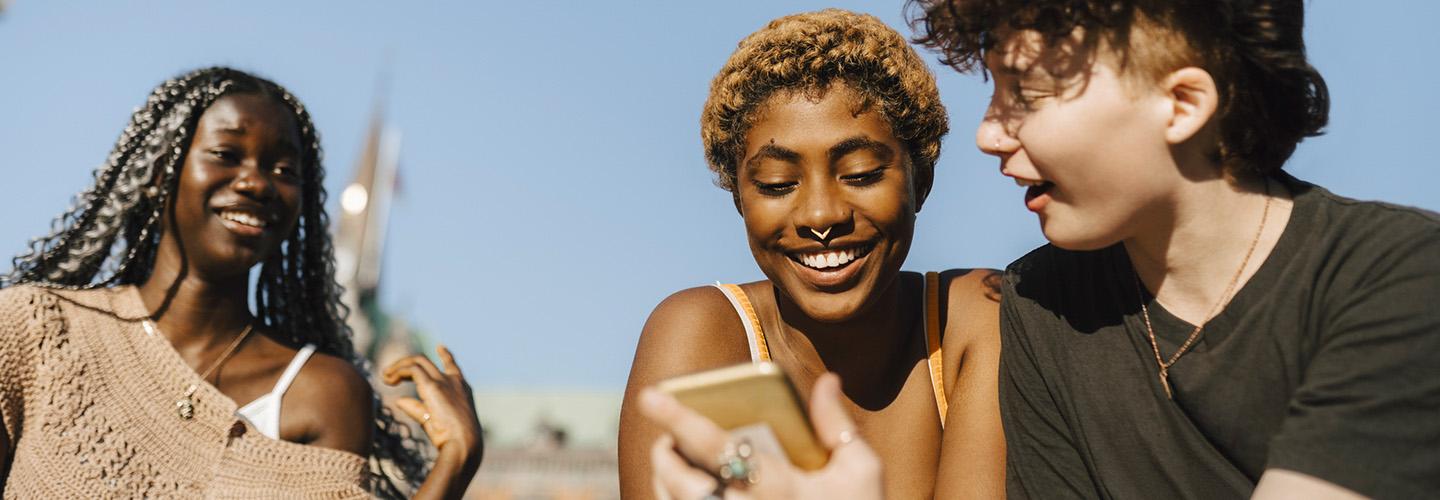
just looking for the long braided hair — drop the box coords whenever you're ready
[1,67,428,497]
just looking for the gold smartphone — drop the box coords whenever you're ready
[657,362,828,470]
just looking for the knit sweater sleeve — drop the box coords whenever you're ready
[0,285,47,460]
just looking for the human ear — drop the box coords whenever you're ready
[1161,67,1219,145]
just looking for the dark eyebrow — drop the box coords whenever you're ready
[215,125,247,136]
[209,126,301,156]
[746,143,801,168]
[828,136,894,163]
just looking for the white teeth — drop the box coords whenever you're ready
[795,247,864,270]
[219,210,268,228]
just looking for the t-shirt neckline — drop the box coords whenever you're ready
[1121,174,1318,348]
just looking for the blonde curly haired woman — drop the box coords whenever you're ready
[619,9,1003,499]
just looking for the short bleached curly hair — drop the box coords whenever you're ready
[701,9,949,199]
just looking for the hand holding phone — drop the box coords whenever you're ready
[656,362,827,470]
[642,371,884,500]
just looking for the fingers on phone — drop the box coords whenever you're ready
[809,373,851,447]
[651,434,720,500]
[640,388,730,470]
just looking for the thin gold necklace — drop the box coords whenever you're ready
[143,320,255,419]
[1132,183,1271,399]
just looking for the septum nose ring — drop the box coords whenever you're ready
[810,227,832,240]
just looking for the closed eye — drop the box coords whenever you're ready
[753,180,797,196]
[841,166,887,187]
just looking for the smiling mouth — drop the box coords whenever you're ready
[788,244,874,271]
[1024,182,1054,202]
[216,208,272,236]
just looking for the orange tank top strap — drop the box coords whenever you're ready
[925,271,948,426]
[712,277,947,425]
[711,283,770,362]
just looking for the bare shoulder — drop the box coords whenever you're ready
[619,285,755,499]
[940,268,1002,303]
[937,269,1002,381]
[644,285,746,338]
[286,350,374,455]
[632,285,752,376]
[293,352,373,401]
[934,269,1007,500]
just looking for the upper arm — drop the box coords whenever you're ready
[993,271,1095,499]
[1264,229,1440,498]
[286,353,375,457]
[618,286,752,500]
[934,269,1006,499]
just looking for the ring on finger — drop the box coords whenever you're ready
[421,413,432,423]
[716,438,758,487]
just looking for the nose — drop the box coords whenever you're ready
[794,181,852,244]
[975,115,1018,158]
[231,162,277,200]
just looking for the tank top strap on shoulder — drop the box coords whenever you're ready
[711,282,770,362]
[272,344,317,396]
[924,271,948,426]
[712,275,948,425]
[236,343,318,440]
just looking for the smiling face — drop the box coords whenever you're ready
[737,84,918,322]
[165,93,304,279]
[975,30,1181,250]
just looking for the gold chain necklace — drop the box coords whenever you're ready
[1132,183,1271,399]
[143,320,255,419]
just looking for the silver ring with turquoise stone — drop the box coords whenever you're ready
[716,438,759,487]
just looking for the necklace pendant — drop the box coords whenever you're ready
[177,385,197,420]
[1159,372,1173,400]
[177,396,195,420]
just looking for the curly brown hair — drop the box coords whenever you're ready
[906,0,1328,175]
[701,9,949,200]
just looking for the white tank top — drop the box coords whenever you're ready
[236,344,317,439]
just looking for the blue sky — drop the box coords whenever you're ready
[2,1,1436,390]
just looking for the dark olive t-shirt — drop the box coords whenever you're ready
[999,177,1440,499]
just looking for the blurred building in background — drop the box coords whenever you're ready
[468,390,621,499]
[337,99,620,499]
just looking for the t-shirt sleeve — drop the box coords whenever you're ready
[1265,227,1440,499]
[999,273,1098,499]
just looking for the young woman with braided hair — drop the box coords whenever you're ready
[0,67,481,498]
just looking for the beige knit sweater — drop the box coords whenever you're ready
[0,285,370,498]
